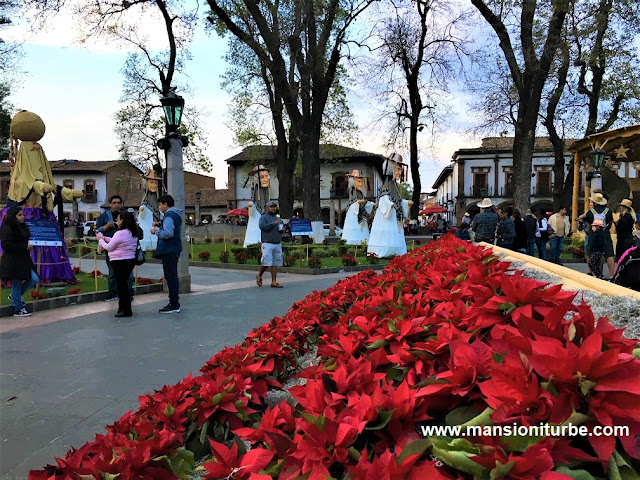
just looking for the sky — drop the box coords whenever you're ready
[3,4,482,192]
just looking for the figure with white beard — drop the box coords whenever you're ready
[341,170,374,244]
[367,153,413,258]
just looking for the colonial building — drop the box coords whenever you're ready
[432,137,589,225]
[0,159,228,223]
[224,144,386,225]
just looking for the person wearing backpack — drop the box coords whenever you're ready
[584,192,615,278]
[535,211,549,260]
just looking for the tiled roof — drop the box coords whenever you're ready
[224,144,384,164]
[0,159,140,174]
[185,189,232,207]
[453,137,577,157]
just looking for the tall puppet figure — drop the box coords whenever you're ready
[243,165,271,247]
[138,166,162,251]
[367,153,413,258]
[1,110,84,283]
[341,169,374,245]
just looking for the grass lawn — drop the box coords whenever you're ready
[1,269,159,307]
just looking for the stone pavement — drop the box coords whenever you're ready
[0,265,357,479]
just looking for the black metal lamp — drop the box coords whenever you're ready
[196,191,202,203]
[589,148,606,171]
[160,92,185,134]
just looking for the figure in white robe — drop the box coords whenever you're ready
[367,153,413,258]
[341,170,374,245]
[243,165,271,247]
[138,167,161,251]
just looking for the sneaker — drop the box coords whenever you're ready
[13,308,31,317]
[159,304,181,314]
[104,296,119,302]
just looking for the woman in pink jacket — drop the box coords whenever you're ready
[97,211,142,317]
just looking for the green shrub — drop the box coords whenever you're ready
[219,250,230,263]
[245,243,261,258]
[307,256,322,269]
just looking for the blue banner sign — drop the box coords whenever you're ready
[289,218,314,236]
[25,219,64,246]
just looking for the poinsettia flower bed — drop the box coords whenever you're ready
[30,236,640,479]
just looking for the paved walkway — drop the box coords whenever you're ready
[0,259,591,478]
[0,265,357,479]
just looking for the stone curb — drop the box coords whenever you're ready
[182,260,387,275]
[0,283,164,318]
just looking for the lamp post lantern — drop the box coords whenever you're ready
[195,190,202,226]
[158,91,191,293]
[589,148,606,191]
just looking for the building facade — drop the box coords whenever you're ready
[224,144,386,225]
[432,137,587,225]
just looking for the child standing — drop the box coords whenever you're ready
[588,219,606,279]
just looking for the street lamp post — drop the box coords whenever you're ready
[589,148,606,192]
[195,190,202,226]
[158,91,191,293]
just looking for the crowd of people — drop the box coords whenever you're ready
[462,194,640,285]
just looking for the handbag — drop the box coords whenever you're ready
[135,241,146,266]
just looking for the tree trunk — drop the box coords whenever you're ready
[301,121,321,221]
[409,119,420,220]
[512,112,537,212]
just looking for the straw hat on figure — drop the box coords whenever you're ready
[341,170,374,245]
[367,153,413,258]
[138,166,162,251]
[243,165,271,247]
[1,110,84,282]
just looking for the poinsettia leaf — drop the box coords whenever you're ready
[386,368,405,382]
[389,319,399,334]
[490,461,515,480]
[260,458,286,476]
[633,348,640,360]
[607,449,640,480]
[460,407,494,428]
[500,432,545,453]
[492,353,504,364]
[199,421,209,445]
[396,438,432,464]
[366,339,388,349]
[365,409,395,430]
[99,474,121,480]
[445,406,485,426]
[430,437,487,476]
[162,446,195,478]
[497,302,516,315]
[554,466,598,480]
[347,447,362,461]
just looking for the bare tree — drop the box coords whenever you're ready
[207,0,374,229]
[371,0,469,219]
[471,0,570,212]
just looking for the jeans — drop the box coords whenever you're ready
[111,258,136,315]
[106,252,134,298]
[11,269,39,310]
[548,236,565,263]
[161,254,180,306]
[526,239,536,257]
[535,238,547,260]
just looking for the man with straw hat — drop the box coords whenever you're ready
[584,192,615,277]
[341,169,374,245]
[470,198,498,244]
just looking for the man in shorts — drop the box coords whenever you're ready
[257,200,284,288]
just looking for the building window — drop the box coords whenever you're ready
[504,172,513,196]
[63,179,74,190]
[331,172,349,199]
[84,179,97,203]
[78,212,86,222]
[0,179,9,200]
[536,171,551,196]
[472,173,488,197]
